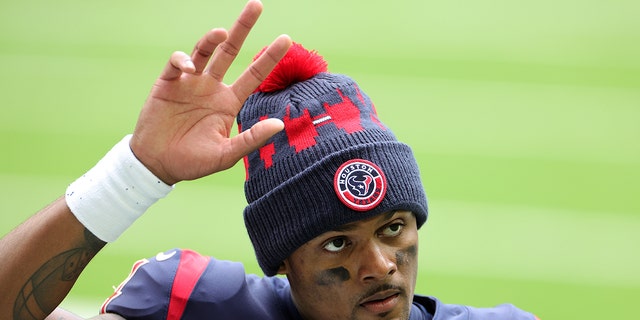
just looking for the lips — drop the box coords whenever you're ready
[359,289,401,314]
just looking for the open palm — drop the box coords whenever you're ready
[130,1,291,185]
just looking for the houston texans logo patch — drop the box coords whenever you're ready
[334,159,387,211]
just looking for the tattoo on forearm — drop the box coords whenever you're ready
[13,228,105,320]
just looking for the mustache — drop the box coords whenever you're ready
[358,283,406,302]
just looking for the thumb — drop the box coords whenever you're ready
[230,118,284,158]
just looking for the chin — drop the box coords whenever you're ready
[354,295,411,320]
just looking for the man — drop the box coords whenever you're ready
[0,1,538,319]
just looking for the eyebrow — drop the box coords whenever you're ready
[330,210,398,232]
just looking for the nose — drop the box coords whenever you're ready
[357,240,397,282]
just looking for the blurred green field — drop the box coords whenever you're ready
[1,0,639,319]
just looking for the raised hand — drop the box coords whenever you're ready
[130,0,292,185]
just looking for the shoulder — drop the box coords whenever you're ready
[412,295,539,320]
[98,249,209,317]
[100,249,296,319]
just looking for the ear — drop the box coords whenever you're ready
[277,259,289,275]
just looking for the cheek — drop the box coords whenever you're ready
[315,266,351,286]
[292,266,354,319]
[395,245,417,266]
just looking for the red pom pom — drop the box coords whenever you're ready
[254,42,328,93]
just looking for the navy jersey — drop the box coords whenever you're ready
[101,249,538,320]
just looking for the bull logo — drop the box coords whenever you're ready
[334,159,387,211]
[347,175,373,196]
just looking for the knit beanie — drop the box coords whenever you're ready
[239,43,428,276]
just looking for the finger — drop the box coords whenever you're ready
[227,118,285,162]
[159,51,196,81]
[190,28,228,74]
[205,0,263,80]
[231,34,292,101]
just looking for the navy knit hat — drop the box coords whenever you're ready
[239,43,428,276]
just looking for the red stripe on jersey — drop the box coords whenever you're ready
[166,250,211,320]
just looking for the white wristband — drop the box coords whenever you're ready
[65,134,173,242]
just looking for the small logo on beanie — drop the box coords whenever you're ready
[334,159,387,211]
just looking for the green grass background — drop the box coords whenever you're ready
[1,0,639,318]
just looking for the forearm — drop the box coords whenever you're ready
[0,197,106,319]
[0,135,171,319]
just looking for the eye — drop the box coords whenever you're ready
[380,222,404,237]
[323,237,348,253]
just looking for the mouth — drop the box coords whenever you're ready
[359,289,401,314]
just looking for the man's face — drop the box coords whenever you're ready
[278,210,419,320]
